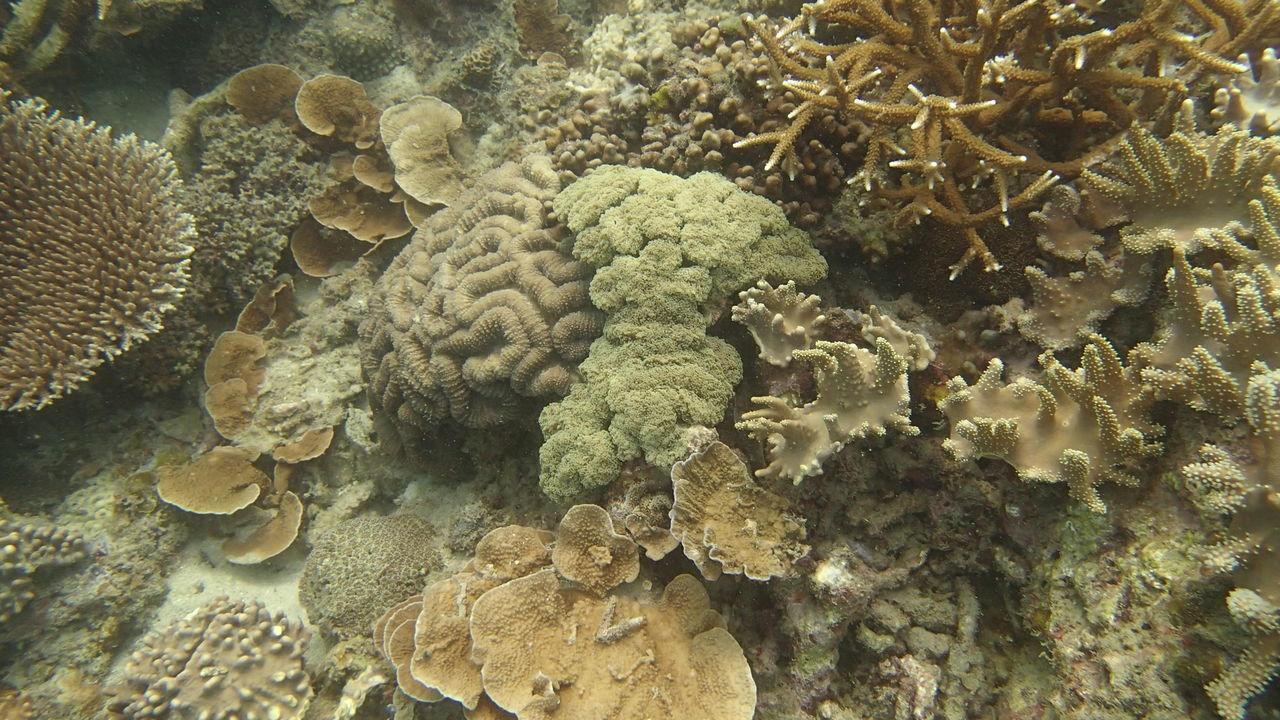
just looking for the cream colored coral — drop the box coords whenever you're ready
[940,335,1161,513]
[1212,48,1280,135]
[1080,122,1280,255]
[731,280,826,366]
[1017,250,1150,351]
[0,91,193,411]
[670,441,808,581]
[738,339,917,483]
[848,306,935,372]
[380,95,465,207]
[107,597,312,720]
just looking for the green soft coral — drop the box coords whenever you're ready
[539,167,827,502]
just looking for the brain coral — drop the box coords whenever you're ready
[359,155,604,443]
[538,166,827,501]
[298,513,441,640]
[0,91,194,411]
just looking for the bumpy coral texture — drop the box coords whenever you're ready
[0,92,193,411]
[0,517,86,622]
[360,156,604,437]
[298,514,441,640]
[107,597,312,720]
[539,166,827,502]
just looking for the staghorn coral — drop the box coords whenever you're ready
[359,156,603,441]
[736,0,1278,276]
[670,440,808,581]
[1080,119,1280,255]
[107,597,312,720]
[0,516,86,623]
[940,334,1162,512]
[0,91,193,411]
[539,166,826,501]
[375,508,756,720]
[739,339,918,483]
[298,514,441,640]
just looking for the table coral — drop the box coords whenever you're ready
[539,166,826,501]
[0,90,193,411]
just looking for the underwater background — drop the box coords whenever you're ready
[2,0,1280,718]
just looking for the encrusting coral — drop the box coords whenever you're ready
[107,597,312,720]
[374,506,757,719]
[359,156,603,442]
[940,334,1162,512]
[735,0,1278,276]
[539,165,827,501]
[0,90,193,411]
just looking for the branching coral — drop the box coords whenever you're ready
[1212,47,1280,135]
[940,334,1161,512]
[0,91,193,411]
[736,0,1277,275]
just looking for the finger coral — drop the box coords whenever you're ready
[359,156,603,443]
[107,597,312,720]
[539,166,827,501]
[0,91,193,411]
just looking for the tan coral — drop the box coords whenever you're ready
[731,280,826,367]
[359,156,603,435]
[670,441,808,581]
[272,426,335,463]
[155,446,265,515]
[940,335,1162,512]
[295,74,381,148]
[0,91,193,411]
[226,64,303,125]
[1029,184,1107,261]
[1212,48,1280,135]
[204,330,267,392]
[1017,250,1150,351]
[847,306,936,372]
[738,339,917,483]
[107,597,312,720]
[551,504,639,596]
[380,95,466,207]
[469,569,756,719]
[222,490,304,564]
[235,274,296,335]
[308,180,414,244]
[0,516,87,622]
[289,218,372,278]
[1080,120,1280,255]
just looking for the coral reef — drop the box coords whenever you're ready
[539,165,826,501]
[0,516,85,623]
[0,91,193,411]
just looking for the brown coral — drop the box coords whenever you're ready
[155,446,266,516]
[670,440,808,581]
[550,504,639,596]
[0,91,193,411]
[107,597,312,720]
[359,156,603,436]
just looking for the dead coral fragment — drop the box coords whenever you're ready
[670,441,808,581]
[738,339,917,483]
[940,335,1161,512]
[470,569,756,720]
[731,280,826,367]
[108,597,312,720]
[0,92,193,411]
